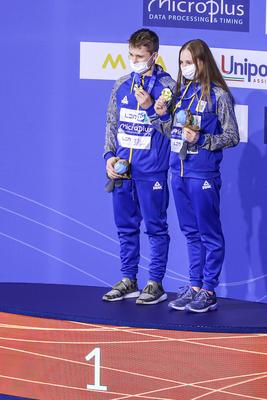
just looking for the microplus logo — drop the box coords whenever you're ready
[143,0,250,32]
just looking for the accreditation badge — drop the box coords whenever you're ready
[196,100,207,113]
[171,138,183,153]
[171,138,198,155]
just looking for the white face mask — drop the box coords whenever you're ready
[130,53,155,74]
[181,63,197,80]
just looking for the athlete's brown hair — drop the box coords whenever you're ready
[175,39,231,100]
[128,29,159,54]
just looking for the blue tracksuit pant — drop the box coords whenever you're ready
[171,173,225,291]
[112,179,170,282]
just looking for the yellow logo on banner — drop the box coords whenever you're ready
[102,53,167,71]
[156,55,167,71]
[102,54,126,69]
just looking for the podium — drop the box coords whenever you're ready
[0,283,267,400]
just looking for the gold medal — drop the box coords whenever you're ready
[134,84,142,92]
[161,88,172,102]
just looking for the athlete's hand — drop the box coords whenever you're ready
[183,127,200,144]
[134,87,153,109]
[154,95,168,116]
[106,157,122,179]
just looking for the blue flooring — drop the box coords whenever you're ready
[0,283,267,333]
[0,395,31,399]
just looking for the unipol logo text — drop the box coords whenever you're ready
[221,55,267,85]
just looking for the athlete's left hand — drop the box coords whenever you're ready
[134,87,153,109]
[183,127,200,144]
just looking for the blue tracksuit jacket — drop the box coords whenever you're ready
[104,64,175,180]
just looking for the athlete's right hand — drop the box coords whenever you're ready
[106,157,122,179]
[154,96,168,116]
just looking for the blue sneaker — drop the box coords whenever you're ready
[185,289,217,313]
[168,285,198,311]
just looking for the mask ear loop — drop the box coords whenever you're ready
[141,52,156,74]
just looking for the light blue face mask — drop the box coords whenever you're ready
[181,63,197,80]
[130,53,156,74]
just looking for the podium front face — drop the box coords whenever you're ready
[0,312,266,400]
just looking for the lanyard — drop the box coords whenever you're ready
[128,70,157,164]
[128,71,157,165]
[174,82,204,113]
[146,73,157,95]
[129,75,146,164]
[130,70,157,95]
[174,81,192,111]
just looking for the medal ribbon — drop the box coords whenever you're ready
[173,82,204,177]
[174,81,204,113]
[128,71,157,164]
